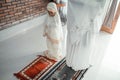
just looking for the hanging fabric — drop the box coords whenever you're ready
[66,0,111,71]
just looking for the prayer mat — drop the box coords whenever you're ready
[43,60,89,80]
[14,55,57,80]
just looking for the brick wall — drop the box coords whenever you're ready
[0,0,49,30]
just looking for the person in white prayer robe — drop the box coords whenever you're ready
[43,2,64,61]
[66,0,109,71]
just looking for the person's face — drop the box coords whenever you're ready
[48,10,56,17]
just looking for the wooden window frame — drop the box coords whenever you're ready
[101,1,120,34]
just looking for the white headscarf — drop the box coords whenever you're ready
[47,2,57,11]
[47,2,61,25]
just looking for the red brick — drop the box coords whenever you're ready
[4,9,12,12]
[21,8,25,11]
[5,14,14,18]
[28,3,35,7]
[0,1,5,4]
[0,18,8,23]
[20,18,28,22]
[31,1,38,4]
[20,1,26,3]
[15,12,22,15]
[0,13,8,17]
[12,20,20,25]
[12,1,20,5]
[7,19,16,23]
[0,18,10,23]
[14,7,21,10]
[17,3,24,7]
[0,27,3,30]
[6,0,15,3]
[0,7,7,11]
[21,6,26,8]
[0,16,4,20]
[2,23,12,29]
[26,7,30,10]
[8,5,16,9]
[0,10,4,14]
[2,3,11,6]
[0,0,48,30]
[10,15,18,20]
[0,3,2,8]
[0,22,6,26]
[9,11,15,15]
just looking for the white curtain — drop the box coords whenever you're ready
[66,0,111,71]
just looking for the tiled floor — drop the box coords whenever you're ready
[96,17,120,80]
[0,17,120,80]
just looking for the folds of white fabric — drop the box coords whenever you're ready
[44,2,64,61]
[66,0,110,71]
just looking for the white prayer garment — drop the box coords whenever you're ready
[66,0,110,70]
[43,2,64,61]
[56,0,68,25]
